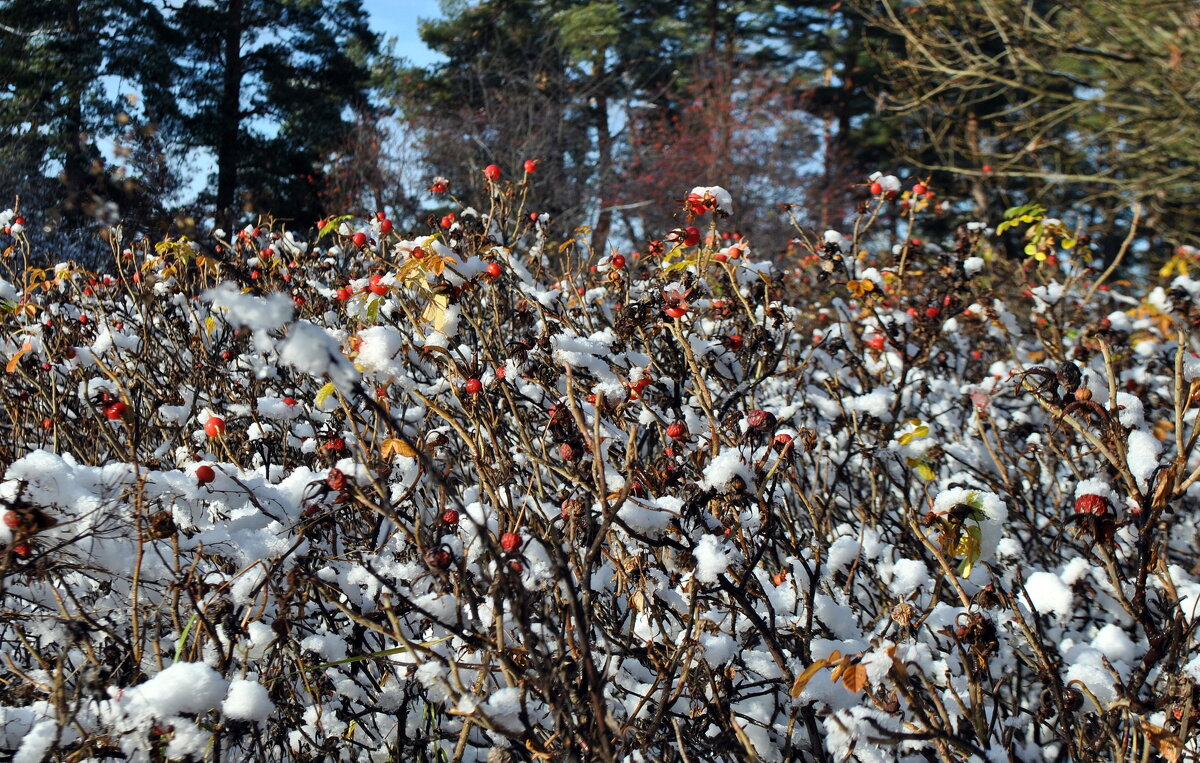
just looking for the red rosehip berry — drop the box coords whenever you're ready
[336,287,351,301]
[196,465,216,485]
[12,543,30,558]
[105,402,128,421]
[912,183,926,196]
[204,416,225,437]
[352,232,367,247]
[523,159,538,174]
[485,262,502,278]
[380,219,392,234]
[426,547,453,570]
[925,307,940,319]
[442,509,460,525]
[682,226,701,247]
[559,442,579,461]
[746,409,777,431]
[610,254,625,269]
[326,468,347,491]
[500,531,522,553]
[666,422,687,440]
[483,164,501,181]
[3,511,21,529]
[1074,494,1108,516]
[665,306,687,319]
[464,378,482,394]
[725,334,744,351]
[869,181,883,195]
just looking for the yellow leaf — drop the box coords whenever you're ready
[913,425,929,438]
[381,438,418,459]
[1061,238,1076,250]
[898,432,913,446]
[5,342,31,373]
[1138,719,1181,763]
[315,381,337,408]
[663,256,698,274]
[840,663,868,693]
[204,316,216,336]
[423,294,451,331]
[790,658,831,698]
[915,462,935,481]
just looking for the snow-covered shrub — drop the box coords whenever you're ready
[0,180,1197,761]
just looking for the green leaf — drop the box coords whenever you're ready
[175,612,199,663]
[319,215,353,239]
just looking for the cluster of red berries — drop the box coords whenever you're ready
[2,215,25,235]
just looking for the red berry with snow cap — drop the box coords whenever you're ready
[1074,494,1108,516]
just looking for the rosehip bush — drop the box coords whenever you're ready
[0,173,1198,763]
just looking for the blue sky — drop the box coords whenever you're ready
[361,0,445,67]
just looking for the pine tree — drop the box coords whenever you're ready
[171,0,381,229]
[0,0,179,225]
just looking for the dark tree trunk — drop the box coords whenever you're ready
[217,0,243,230]
[61,0,89,219]
[590,61,613,257]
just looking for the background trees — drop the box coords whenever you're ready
[0,0,1195,262]
[852,0,1200,247]
[0,0,179,227]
